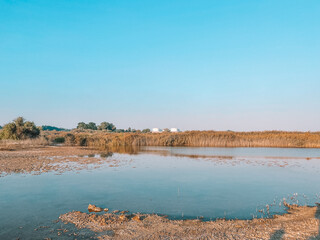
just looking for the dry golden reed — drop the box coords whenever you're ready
[0,137,49,150]
[44,130,320,149]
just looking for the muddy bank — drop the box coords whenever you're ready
[59,204,320,240]
[0,146,119,176]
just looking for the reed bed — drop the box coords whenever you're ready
[43,130,320,149]
[0,137,49,150]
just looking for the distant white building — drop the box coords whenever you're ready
[152,128,181,133]
[170,128,181,133]
[152,128,162,133]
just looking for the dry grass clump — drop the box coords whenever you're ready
[42,130,320,149]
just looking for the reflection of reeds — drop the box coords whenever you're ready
[42,131,320,149]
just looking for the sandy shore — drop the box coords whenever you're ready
[59,203,320,240]
[0,146,114,176]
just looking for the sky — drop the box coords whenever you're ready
[0,0,319,131]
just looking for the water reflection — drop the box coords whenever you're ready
[105,145,141,154]
[103,146,320,170]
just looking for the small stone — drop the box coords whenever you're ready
[132,215,141,222]
[112,210,120,214]
[104,208,109,212]
[118,215,127,221]
[88,204,103,212]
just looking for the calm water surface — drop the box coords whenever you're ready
[1,147,320,239]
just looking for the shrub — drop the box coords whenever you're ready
[77,136,87,146]
[54,137,65,143]
[0,117,40,140]
[65,133,75,145]
[0,123,17,140]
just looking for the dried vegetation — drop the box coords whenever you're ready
[43,130,320,149]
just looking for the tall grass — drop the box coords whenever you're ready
[44,130,320,149]
[0,137,49,150]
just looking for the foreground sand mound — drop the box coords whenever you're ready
[59,204,320,240]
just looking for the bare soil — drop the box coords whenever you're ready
[60,204,320,240]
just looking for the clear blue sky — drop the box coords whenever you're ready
[1,0,319,131]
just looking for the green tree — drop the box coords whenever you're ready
[14,117,25,138]
[142,128,151,133]
[98,122,116,131]
[87,122,97,130]
[0,122,17,139]
[77,122,87,129]
[0,117,40,140]
[22,121,40,138]
[115,129,125,133]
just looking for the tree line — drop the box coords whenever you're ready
[0,117,153,140]
[42,125,69,131]
[76,121,151,133]
[77,122,116,131]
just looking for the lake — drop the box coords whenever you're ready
[1,146,320,239]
